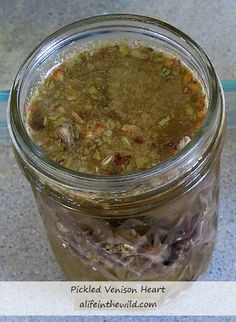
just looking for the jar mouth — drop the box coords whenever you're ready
[8,14,222,188]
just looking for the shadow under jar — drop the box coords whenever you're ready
[8,14,225,281]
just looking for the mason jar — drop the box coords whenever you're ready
[8,14,225,281]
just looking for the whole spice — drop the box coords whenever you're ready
[56,123,74,146]
[177,136,191,150]
[102,155,113,166]
[114,154,132,167]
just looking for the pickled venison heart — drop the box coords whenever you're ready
[9,16,225,283]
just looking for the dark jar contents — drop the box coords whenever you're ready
[31,159,220,281]
[8,15,226,281]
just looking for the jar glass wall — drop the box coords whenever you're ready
[8,14,225,281]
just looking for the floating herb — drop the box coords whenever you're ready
[161,67,172,78]
[158,116,171,127]
[185,105,195,118]
[43,116,48,127]
[88,86,100,100]
[87,63,95,71]
[118,44,130,56]
[93,150,101,161]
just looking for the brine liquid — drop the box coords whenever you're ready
[26,44,207,175]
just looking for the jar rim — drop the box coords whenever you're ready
[8,13,223,191]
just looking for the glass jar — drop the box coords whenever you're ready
[8,14,225,281]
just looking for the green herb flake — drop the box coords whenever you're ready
[43,116,48,127]
[53,90,61,99]
[109,120,116,129]
[118,44,130,56]
[161,67,172,78]
[88,85,100,99]
[185,105,196,119]
[158,116,171,127]
[87,63,95,71]
[105,129,113,138]
[135,156,147,168]
[80,51,89,61]
[64,156,73,168]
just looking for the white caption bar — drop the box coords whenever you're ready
[0,282,235,316]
